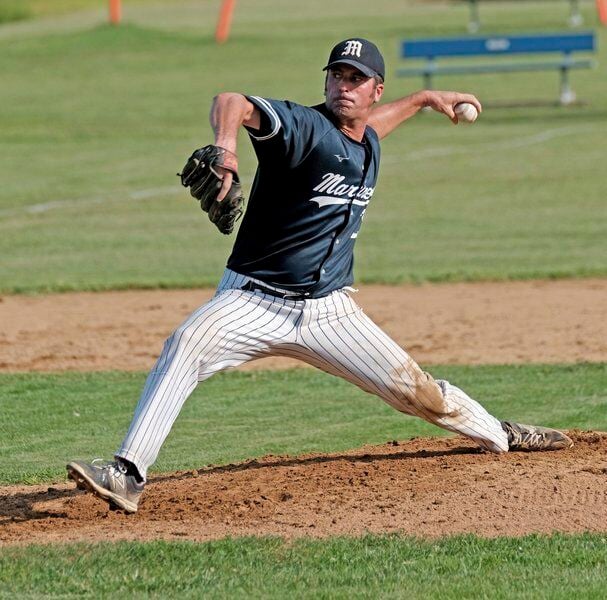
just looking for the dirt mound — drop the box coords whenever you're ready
[1,279,606,372]
[2,431,606,546]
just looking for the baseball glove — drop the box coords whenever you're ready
[178,145,245,235]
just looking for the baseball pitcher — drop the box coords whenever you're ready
[67,38,572,513]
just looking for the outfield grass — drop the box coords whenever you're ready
[0,0,178,23]
[1,1,605,292]
[1,534,606,598]
[0,363,604,485]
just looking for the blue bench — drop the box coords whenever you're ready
[398,32,597,105]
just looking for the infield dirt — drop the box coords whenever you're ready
[1,432,606,545]
[1,279,605,545]
[1,279,606,372]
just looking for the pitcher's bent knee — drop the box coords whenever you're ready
[410,371,454,417]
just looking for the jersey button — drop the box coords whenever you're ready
[335,239,340,244]
[321,269,326,275]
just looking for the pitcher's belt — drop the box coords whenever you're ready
[240,280,312,300]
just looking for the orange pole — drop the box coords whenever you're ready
[109,0,121,25]
[598,0,607,25]
[216,0,236,44]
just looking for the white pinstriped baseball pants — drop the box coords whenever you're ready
[117,269,508,479]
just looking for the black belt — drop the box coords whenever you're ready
[241,280,311,300]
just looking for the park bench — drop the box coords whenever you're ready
[397,31,597,105]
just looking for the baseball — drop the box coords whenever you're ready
[454,102,478,124]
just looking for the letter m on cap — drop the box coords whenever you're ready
[341,40,362,57]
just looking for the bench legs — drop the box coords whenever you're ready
[411,64,584,106]
[559,67,577,105]
[468,0,480,33]
[569,0,584,27]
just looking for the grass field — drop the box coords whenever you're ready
[1,535,607,598]
[1,0,606,292]
[0,0,167,23]
[3,362,604,595]
[1,363,605,485]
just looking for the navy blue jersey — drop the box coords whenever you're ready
[226,96,381,298]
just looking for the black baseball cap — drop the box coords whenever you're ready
[323,38,385,81]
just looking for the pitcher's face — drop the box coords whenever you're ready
[325,65,383,121]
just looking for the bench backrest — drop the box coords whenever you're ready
[402,32,596,59]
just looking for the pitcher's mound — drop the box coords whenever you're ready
[1,431,606,546]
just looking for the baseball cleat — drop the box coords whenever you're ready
[66,459,144,513]
[501,421,573,452]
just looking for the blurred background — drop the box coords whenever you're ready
[1,0,605,293]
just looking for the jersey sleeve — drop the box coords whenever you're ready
[244,96,329,168]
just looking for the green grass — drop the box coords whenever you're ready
[0,363,604,485]
[0,2,30,24]
[0,1,606,292]
[1,534,606,598]
[0,0,178,22]
[0,0,95,21]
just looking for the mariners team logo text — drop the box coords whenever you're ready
[310,172,375,208]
